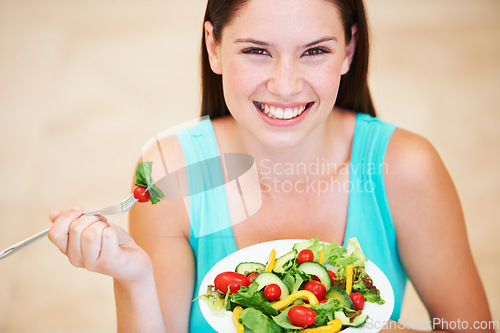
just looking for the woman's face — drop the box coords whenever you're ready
[205,0,355,150]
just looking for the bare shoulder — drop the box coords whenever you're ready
[384,127,442,183]
[129,131,191,244]
[383,127,458,234]
[383,128,493,325]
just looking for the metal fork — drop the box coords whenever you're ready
[0,193,138,260]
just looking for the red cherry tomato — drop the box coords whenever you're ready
[214,272,249,294]
[246,272,259,284]
[304,280,326,301]
[264,284,281,301]
[133,186,150,203]
[327,270,337,284]
[319,299,328,303]
[288,305,316,327]
[350,292,365,310]
[297,249,314,264]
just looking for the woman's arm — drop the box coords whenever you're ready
[128,192,194,333]
[114,267,166,332]
[48,207,166,333]
[383,129,493,333]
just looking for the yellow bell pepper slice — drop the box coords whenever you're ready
[327,319,343,331]
[232,306,245,333]
[271,290,319,310]
[345,264,353,295]
[318,248,324,265]
[264,248,277,273]
[297,319,342,332]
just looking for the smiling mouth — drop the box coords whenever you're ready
[254,102,314,120]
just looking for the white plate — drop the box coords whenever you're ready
[199,239,394,333]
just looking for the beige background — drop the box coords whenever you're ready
[0,0,499,332]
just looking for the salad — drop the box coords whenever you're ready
[133,161,164,204]
[199,238,385,333]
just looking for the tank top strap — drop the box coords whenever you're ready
[176,117,236,332]
[344,113,407,320]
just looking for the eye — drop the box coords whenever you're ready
[303,47,330,57]
[242,47,270,56]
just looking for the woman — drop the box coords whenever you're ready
[48,0,493,332]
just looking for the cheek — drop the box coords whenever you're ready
[222,58,263,110]
[306,61,343,102]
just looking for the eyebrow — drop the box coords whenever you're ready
[234,37,337,48]
[234,38,273,46]
[304,37,337,48]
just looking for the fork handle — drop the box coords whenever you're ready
[0,228,50,260]
[0,210,105,261]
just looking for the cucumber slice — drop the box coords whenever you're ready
[272,250,297,274]
[253,272,290,300]
[235,262,266,276]
[334,311,368,327]
[297,261,332,291]
[325,286,355,310]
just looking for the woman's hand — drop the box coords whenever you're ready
[48,206,153,284]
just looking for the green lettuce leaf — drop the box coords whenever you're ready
[309,298,344,327]
[347,237,367,267]
[228,283,278,317]
[193,285,226,314]
[240,308,282,333]
[353,274,385,304]
[135,161,164,204]
[322,239,348,267]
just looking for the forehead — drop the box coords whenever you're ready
[223,0,345,45]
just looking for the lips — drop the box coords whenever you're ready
[254,102,314,120]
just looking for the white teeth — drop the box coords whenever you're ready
[275,108,284,119]
[257,102,309,119]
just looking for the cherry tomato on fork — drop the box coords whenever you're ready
[288,305,316,327]
[133,186,150,203]
[214,272,249,294]
[297,249,314,264]
[264,284,281,301]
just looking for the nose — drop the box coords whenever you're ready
[266,57,304,97]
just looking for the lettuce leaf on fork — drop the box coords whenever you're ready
[135,161,165,204]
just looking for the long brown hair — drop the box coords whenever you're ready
[200,0,376,118]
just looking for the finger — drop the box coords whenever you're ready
[81,221,110,269]
[48,206,85,254]
[99,226,120,267]
[66,215,108,267]
[49,210,64,222]
[110,223,135,245]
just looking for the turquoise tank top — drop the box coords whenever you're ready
[176,114,407,332]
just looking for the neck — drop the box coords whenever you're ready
[229,111,350,179]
